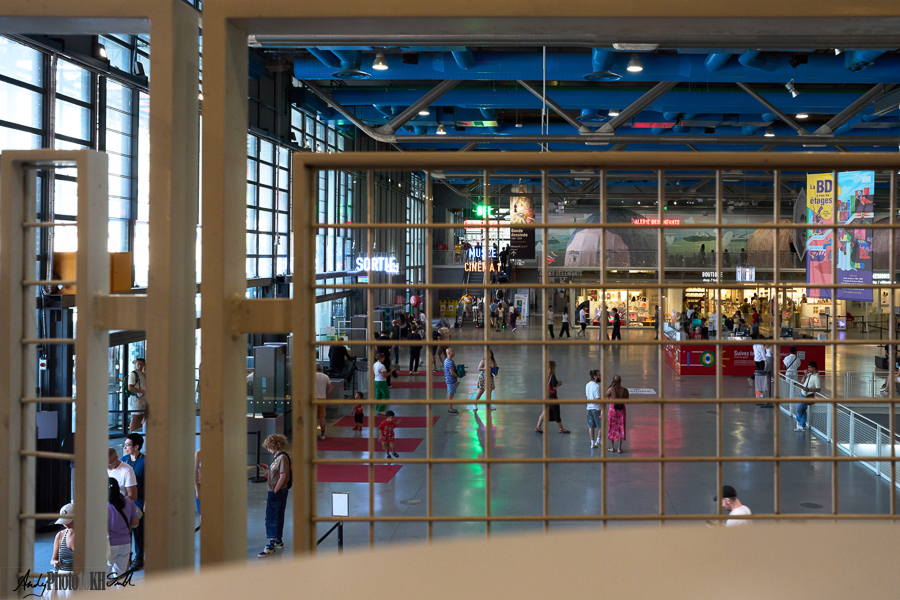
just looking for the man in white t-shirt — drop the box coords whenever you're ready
[127,358,147,433]
[795,361,821,431]
[585,370,603,449]
[783,347,800,380]
[578,307,587,338]
[720,485,752,526]
[752,342,766,371]
[108,447,137,501]
[315,364,335,440]
[547,305,555,340]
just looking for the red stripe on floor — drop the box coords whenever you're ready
[317,437,423,452]
[387,381,448,388]
[333,416,439,428]
[316,464,402,483]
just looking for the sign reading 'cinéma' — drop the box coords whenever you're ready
[355,256,400,274]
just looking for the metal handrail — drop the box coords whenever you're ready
[777,373,900,488]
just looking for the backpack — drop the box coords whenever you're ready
[455,364,466,378]
[122,370,139,400]
[275,452,293,490]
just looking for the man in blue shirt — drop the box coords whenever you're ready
[443,347,461,415]
[122,433,145,570]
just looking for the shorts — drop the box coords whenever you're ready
[317,404,326,418]
[354,413,364,424]
[128,396,147,411]
[586,409,602,429]
[381,433,395,443]
[446,380,459,395]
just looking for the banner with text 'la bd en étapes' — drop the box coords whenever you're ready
[806,173,834,299]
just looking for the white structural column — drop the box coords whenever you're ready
[74,151,113,575]
[145,0,201,573]
[199,9,251,565]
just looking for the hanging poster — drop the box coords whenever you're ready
[835,170,874,301]
[805,173,834,299]
[509,184,536,260]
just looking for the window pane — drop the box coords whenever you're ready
[0,126,41,151]
[277,213,288,233]
[54,179,78,216]
[278,146,288,168]
[109,196,130,219]
[101,37,131,73]
[106,106,132,135]
[108,153,131,177]
[246,258,257,278]
[53,222,78,251]
[260,140,273,163]
[108,219,129,253]
[259,210,273,232]
[56,60,91,102]
[260,162,273,186]
[247,134,257,157]
[259,186,273,209]
[278,168,288,190]
[258,258,273,278]
[247,159,257,182]
[0,81,42,128]
[107,174,131,198]
[246,183,257,206]
[55,99,90,141]
[106,130,130,155]
[106,79,133,112]
[0,37,43,85]
[246,208,257,230]
[259,234,273,255]
[134,222,149,287]
[277,191,289,212]
[246,233,257,254]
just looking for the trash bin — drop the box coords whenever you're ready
[754,370,771,399]
[355,360,369,396]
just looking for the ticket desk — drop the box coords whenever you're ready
[663,327,825,377]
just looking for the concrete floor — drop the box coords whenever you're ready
[32,321,899,571]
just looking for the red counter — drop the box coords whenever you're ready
[664,338,825,377]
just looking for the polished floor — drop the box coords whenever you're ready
[32,321,899,571]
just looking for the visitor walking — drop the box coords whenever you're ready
[795,361,820,431]
[472,350,498,411]
[610,308,622,341]
[407,324,423,374]
[508,304,518,332]
[373,353,396,415]
[127,357,147,433]
[535,361,570,434]
[315,363,334,439]
[107,478,140,579]
[585,370,603,448]
[653,305,660,340]
[720,485,752,526]
[443,347,462,414]
[547,304,555,339]
[578,305,587,338]
[606,375,628,453]
[560,306,571,339]
[751,308,760,337]
[783,346,800,380]
[49,503,75,597]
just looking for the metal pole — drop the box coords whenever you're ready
[338,521,344,554]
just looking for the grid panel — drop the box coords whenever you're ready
[294,152,900,542]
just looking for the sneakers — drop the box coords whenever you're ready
[392,452,400,458]
[258,545,276,558]
[794,425,804,431]
[448,409,459,414]
[385,453,391,459]
[319,433,326,440]
[271,539,284,549]
[590,441,597,449]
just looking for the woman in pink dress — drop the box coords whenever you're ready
[606,375,629,453]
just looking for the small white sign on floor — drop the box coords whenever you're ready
[627,388,657,395]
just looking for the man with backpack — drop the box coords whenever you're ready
[126,358,147,433]
[257,434,291,557]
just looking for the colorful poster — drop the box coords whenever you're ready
[806,173,835,299]
[509,184,536,260]
[835,171,874,301]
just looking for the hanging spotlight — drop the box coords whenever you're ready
[436,124,447,135]
[372,52,388,71]
[796,113,809,119]
[92,37,108,60]
[834,49,842,55]
[764,126,775,137]
[626,53,644,73]
[418,108,431,116]
[785,79,799,98]
[608,109,620,117]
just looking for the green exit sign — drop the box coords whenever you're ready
[475,205,495,218]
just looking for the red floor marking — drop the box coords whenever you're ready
[333,416,440,428]
[317,437,423,452]
[316,464,402,483]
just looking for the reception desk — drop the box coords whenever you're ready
[663,330,825,377]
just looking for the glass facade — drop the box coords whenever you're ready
[246,134,290,280]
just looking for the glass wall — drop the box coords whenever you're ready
[246,134,290,280]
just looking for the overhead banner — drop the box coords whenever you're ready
[805,173,835,299]
[509,184,536,260]
[805,172,874,301]
[835,171,874,301]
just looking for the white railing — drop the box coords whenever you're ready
[778,374,900,488]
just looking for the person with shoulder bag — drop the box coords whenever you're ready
[794,361,820,431]
[606,375,629,453]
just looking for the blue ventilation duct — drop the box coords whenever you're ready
[306,47,341,68]
[738,50,779,72]
[705,52,733,72]
[323,48,370,80]
[663,112,681,121]
[577,109,608,123]
[584,49,622,81]
[844,50,887,71]
[452,48,476,69]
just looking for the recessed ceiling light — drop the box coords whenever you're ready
[613,43,659,51]
[608,109,620,117]
[372,52,388,71]
[796,113,809,119]
[418,108,430,116]
[626,54,644,73]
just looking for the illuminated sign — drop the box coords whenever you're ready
[355,256,400,275]
[475,205,496,218]
[464,261,499,273]
[632,218,681,226]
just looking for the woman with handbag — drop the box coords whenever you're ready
[535,361,570,434]
[472,350,498,411]
[107,477,140,580]
[606,375,629,453]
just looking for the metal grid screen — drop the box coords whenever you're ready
[293,152,900,550]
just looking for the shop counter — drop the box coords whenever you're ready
[663,331,825,377]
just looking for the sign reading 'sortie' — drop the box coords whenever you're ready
[355,256,400,274]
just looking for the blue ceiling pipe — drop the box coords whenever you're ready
[663,112,681,121]
[452,48,476,69]
[330,88,873,114]
[306,47,341,68]
[738,50,779,72]
[705,52,733,71]
[584,49,622,81]
[295,51,900,83]
[577,109,608,123]
[844,50,887,71]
